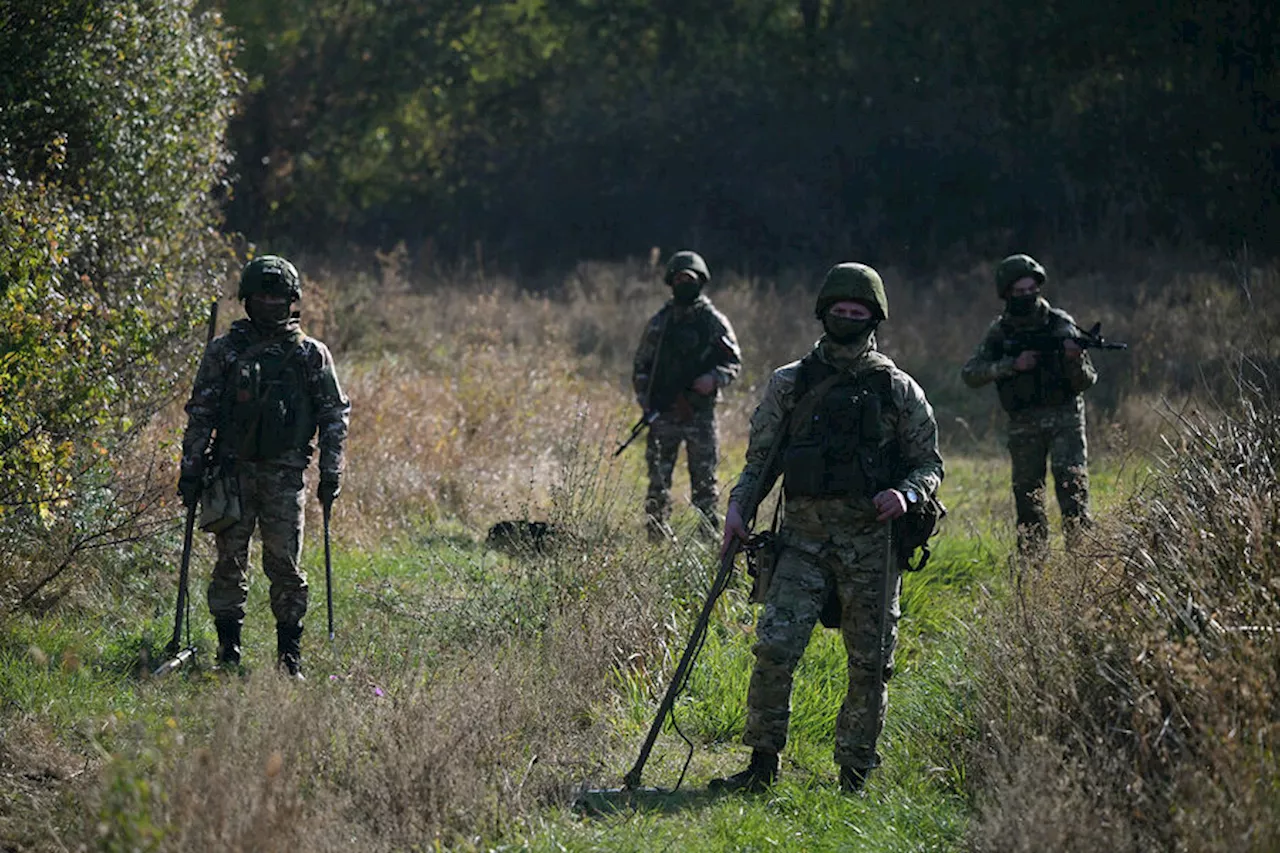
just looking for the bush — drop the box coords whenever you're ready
[0,0,238,604]
[966,365,1280,851]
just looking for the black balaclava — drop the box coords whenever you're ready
[672,277,703,305]
[823,314,878,346]
[246,295,294,333]
[1005,292,1039,317]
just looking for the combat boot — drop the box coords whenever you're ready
[708,749,778,794]
[214,617,242,669]
[839,765,869,794]
[276,623,305,680]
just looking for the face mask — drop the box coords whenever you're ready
[1006,294,1039,317]
[823,316,876,345]
[672,280,702,305]
[247,297,293,332]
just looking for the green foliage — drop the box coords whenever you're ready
[0,1,238,596]
[223,0,1279,266]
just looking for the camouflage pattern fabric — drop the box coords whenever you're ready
[960,298,1096,553]
[181,316,350,630]
[729,335,943,521]
[206,461,308,627]
[644,411,720,533]
[1008,399,1091,553]
[745,527,899,769]
[728,333,943,771]
[181,318,350,479]
[634,296,739,535]
[632,295,741,417]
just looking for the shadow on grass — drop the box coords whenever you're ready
[571,784,744,819]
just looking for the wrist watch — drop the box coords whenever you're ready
[903,487,920,507]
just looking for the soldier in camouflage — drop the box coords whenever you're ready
[178,255,350,678]
[714,264,944,794]
[961,254,1096,556]
[632,251,741,541]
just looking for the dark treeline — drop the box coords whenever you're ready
[223,0,1279,270]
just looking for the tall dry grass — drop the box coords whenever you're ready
[298,251,1279,544]
[964,364,1280,851]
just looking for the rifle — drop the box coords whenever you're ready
[155,298,219,677]
[614,333,735,457]
[1002,321,1128,357]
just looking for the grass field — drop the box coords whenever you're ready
[2,259,1276,850]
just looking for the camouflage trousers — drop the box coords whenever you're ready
[743,524,900,771]
[644,411,720,533]
[208,462,309,629]
[1007,400,1091,554]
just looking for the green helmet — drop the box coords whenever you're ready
[815,263,889,321]
[663,250,710,285]
[238,255,301,301]
[995,253,1046,299]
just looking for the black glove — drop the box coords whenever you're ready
[318,473,341,506]
[177,473,202,508]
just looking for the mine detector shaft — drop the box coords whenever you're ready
[154,299,219,678]
[621,412,787,791]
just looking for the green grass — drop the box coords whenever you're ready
[0,452,1131,850]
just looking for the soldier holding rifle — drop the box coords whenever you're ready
[961,254,1122,556]
[631,251,741,542]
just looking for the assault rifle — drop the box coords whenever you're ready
[1002,321,1128,357]
[613,333,735,457]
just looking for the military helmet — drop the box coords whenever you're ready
[663,250,710,285]
[995,253,1046,299]
[815,263,889,321]
[238,255,301,301]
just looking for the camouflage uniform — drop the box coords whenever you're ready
[961,297,1097,553]
[729,335,944,772]
[181,317,350,641]
[633,295,740,535]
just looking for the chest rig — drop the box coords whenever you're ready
[990,309,1077,413]
[782,354,898,499]
[219,330,314,462]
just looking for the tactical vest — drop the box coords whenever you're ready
[651,304,716,411]
[219,331,315,462]
[991,310,1077,413]
[782,354,899,499]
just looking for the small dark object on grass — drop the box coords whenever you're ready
[485,520,565,556]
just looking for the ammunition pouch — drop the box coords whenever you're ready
[199,464,242,533]
[745,531,780,604]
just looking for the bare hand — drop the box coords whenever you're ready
[1063,339,1083,360]
[872,489,907,523]
[691,373,717,396]
[721,501,748,558]
[1013,351,1038,372]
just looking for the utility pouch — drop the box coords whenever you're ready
[745,531,780,604]
[782,441,825,498]
[199,465,242,533]
[897,493,947,572]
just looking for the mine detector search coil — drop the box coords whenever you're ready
[154,299,219,678]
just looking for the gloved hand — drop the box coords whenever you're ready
[177,472,202,508]
[318,473,342,506]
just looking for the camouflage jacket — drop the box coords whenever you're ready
[729,335,944,534]
[632,295,741,415]
[181,318,350,477]
[961,297,1097,415]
